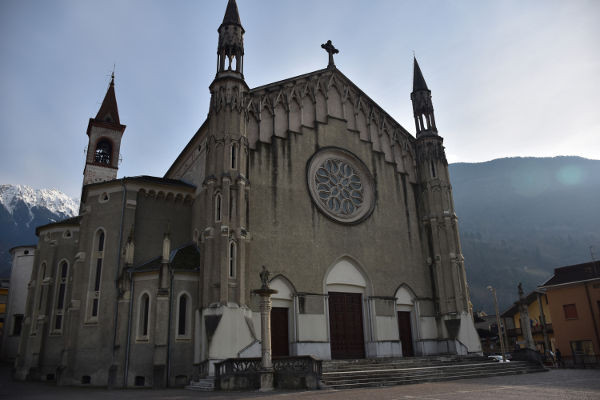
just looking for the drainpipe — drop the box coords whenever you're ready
[166,269,174,388]
[584,282,600,353]
[111,180,127,372]
[124,269,134,387]
[537,292,550,354]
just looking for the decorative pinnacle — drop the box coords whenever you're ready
[321,40,339,68]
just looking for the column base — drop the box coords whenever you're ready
[259,370,274,392]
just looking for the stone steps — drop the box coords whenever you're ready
[321,358,546,390]
[323,359,484,372]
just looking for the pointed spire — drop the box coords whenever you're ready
[95,72,121,125]
[221,0,242,29]
[413,57,429,92]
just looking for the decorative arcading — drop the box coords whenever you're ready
[243,69,418,175]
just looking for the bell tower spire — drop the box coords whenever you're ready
[216,0,245,78]
[201,0,250,307]
[411,57,437,137]
[412,58,471,326]
[82,74,126,186]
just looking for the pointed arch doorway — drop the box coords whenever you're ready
[396,285,417,357]
[270,276,295,357]
[325,258,368,359]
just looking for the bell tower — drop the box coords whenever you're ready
[82,73,126,186]
[202,0,250,307]
[412,58,470,324]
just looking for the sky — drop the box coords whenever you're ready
[1,0,598,199]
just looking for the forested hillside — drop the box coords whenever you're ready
[450,157,600,313]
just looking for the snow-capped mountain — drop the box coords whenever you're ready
[0,184,78,224]
[0,184,78,277]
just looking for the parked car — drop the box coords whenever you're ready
[488,354,511,362]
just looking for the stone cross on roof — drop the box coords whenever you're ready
[321,40,339,68]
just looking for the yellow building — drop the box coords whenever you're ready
[501,289,555,355]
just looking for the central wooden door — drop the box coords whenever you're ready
[397,311,414,356]
[271,307,289,357]
[328,292,365,359]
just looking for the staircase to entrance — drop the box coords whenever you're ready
[321,355,547,390]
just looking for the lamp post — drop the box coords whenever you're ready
[487,285,507,362]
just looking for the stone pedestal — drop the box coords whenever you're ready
[253,286,277,392]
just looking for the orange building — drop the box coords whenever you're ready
[539,261,600,362]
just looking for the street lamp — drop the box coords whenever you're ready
[487,285,507,362]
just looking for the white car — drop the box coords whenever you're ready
[488,355,510,362]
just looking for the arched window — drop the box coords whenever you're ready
[230,143,237,169]
[138,293,150,339]
[229,241,236,278]
[177,293,191,338]
[94,140,112,165]
[88,229,105,320]
[53,260,69,332]
[38,262,47,312]
[215,193,222,222]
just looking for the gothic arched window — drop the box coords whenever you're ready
[138,293,150,339]
[37,262,47,312]
[53,260,69,332]
[229,241,236,278]
[177,293,191,338]
[230,143,237,169]
[215,193,222,222]
[94,140,112,165]
[87,229,105,320]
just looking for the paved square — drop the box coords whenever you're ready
[1,367,599,399]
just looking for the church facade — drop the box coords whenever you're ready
[14,0,481,388]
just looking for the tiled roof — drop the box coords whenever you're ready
[540,261,600,287]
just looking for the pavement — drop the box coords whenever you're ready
[1,365,599,400]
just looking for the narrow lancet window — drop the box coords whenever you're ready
[139,293,150,338]
[215,193,222,222]
[53,261,69,331]
[88,229,105,320]
[230,144,237,169]
[430,160,437,178]
[229,241,236,278]
[178,295,187,336]
[37,263,47,312]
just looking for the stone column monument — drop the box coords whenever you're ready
[253,266,278,391]
[518,283,536,350]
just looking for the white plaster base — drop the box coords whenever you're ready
[366,341,402,358]
[291,342,331,360]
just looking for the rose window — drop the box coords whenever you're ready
[315,159,363,215]
[307,148,375,224]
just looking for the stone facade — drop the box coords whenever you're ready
[14,0,481,389]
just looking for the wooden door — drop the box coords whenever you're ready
[271,307,289,357]
[328,292,365,359]
[397,311,414,356]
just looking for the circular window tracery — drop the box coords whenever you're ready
[307,148,375,224]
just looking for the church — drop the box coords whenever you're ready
[14,0,481,388]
